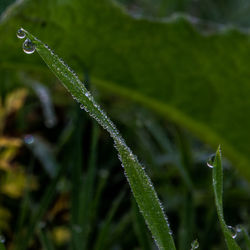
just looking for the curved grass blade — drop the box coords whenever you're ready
[212,146,241,250]
[18,28,176,250]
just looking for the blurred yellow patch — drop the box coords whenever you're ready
[5,88,27,115]
[0,88,27,133]
[0,137,22,171]
[1,170,38,198]
[0,137,22,147]
[0,148,19,171]
[48,195,69,220]
[52,226,71,245]
[0,88,31,233]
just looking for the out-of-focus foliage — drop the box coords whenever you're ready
[0,89,37,231]
[117,0,250,28]
[0,0,250,249]
[1,0,250,180]
[0,0,15,16]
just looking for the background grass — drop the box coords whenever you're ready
[0,0,250,249]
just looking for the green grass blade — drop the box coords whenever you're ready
[69,111,84,250]
[212,146,241,250]
[38,228,55,250]
[90,167,110,226]
[240,226,250,249]
[108,212,132,246]
[94,190,125,250]
[78,123,99,250]
[18,28,176,250]
[178,193,194,250]
[70,119,99,250]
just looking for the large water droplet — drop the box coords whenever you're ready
[207,154,215,168]
[191,239,199,249]
[17,28,25,39]
[227,225,237,239]
[23,39,35,54]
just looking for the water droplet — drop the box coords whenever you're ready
[80,104,84,109]
[207,154,216,168]
[17,28,25,39]
[191,239,199,249]
[228,225,237,239]
[22,39,35,54]
[24,134,34,144]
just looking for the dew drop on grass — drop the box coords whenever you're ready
[16,28,26,39]
[227,225,237,239]
[207,154,215,168]
[23,39,36,54]
[80,104,84,109]
[191,239,199,249]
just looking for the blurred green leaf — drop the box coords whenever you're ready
[1,0,250,182]
[0,0,15,16]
